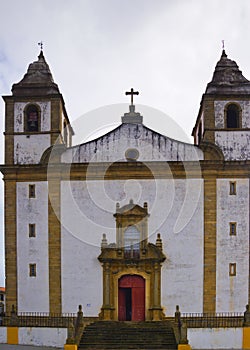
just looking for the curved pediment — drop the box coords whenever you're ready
[61,122,203,164]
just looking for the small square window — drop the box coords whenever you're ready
[229,263,236,276]
[230,222,237,236]
[29,224,36,238]
[29,185,36,198]
[229,181,236,195]
[29,263,36,277]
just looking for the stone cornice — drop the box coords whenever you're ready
[1,160,250,180]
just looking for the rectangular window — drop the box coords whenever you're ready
[29,263,36,277]
[29,184,36,198]
[229,181,236,195]
[29,224,36,237]
[229,263,236,276]
[230,222,237,236]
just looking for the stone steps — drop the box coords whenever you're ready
[79,321,178,349]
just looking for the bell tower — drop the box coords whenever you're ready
[3,49,73,165]
[1,49,73,313]
[192,50,250,161]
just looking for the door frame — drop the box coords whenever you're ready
[118,275,145,321]
[114,269,150,321]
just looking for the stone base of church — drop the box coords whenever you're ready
[178,344,192,350]
[99,306,115,320]
[64,344,78,350]
[149,307,165,321]
[243,327,250,349]
[7,327,18,345]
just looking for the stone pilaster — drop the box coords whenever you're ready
[48,178,62,313]
[4,180,17,312]
[203,176,217,313]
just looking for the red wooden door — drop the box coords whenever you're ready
[118,288,127,321]
[118,275,145,321]
[132,283,145,321]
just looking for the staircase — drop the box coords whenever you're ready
[79,321,178,349]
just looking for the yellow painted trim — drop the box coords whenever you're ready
[7,327,18,345]
[243,327,250,350]
[178,344,192,350]
[64,344,78,350]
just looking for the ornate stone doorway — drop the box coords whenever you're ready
[98,200,166,321]
[118,275,145,321]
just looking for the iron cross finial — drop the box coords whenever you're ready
[38,41,43,51]
[125,88,139,105]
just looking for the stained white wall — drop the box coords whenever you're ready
[61,178,204,316]
[62,123,203,163]
[14,101,51,164]
[0,327,6,343]
[17,182,49,312]
[188,328,242,349]
[214,100,250,128]
[214,100,250,160]
[14,101,51,132]
[161,179,204,316]
[19,327,67,347]
[14,134,50,164]
[216,179,249,312]
[215,131,250,160]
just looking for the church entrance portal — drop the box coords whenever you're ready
[118,275,145,321]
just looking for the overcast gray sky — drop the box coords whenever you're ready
[1,0,250,286]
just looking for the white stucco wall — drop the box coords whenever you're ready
[13,101,51,164]
[214,100,250,129]
[188,328,242,349]
[14,134,50,164]
[161,179,204,316]
[214,100,250,160]
[61,178,204,316]
[17,182,49,312]
[215,131,250,160]
[18,327,67,347]
[0,327,7,343]
[14,101,51,132]
[61,123,203,163]
[216,179,249,312]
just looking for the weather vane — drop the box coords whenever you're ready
[222,39,225,50]
[125,88,139,105]
[38,41,43,51]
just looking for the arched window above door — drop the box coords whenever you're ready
[124,225,140,258]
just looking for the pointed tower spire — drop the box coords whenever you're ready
[11,46,60,96]
[205,49,250,94]
[221,49,227,59]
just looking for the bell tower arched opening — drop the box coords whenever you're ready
[225,103,241,128]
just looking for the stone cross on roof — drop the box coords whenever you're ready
[125,88,139,105]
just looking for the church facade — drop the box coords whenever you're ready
[1,49,250,321]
